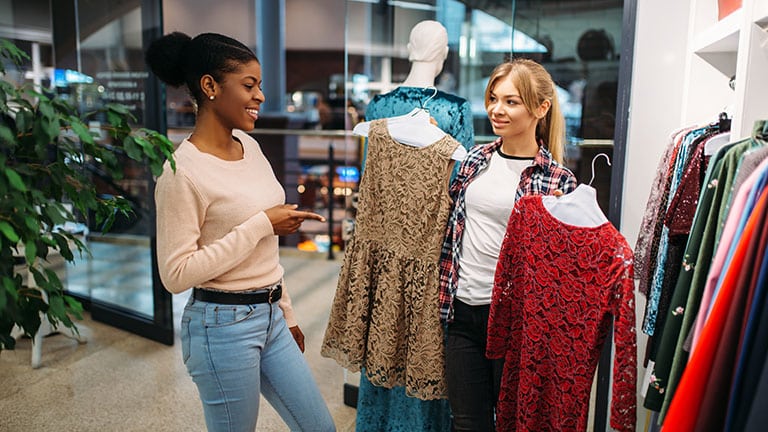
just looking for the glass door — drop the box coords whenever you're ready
[51,0,173,345]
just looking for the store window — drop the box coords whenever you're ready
[344,0,623,210]
[50,0,172,343]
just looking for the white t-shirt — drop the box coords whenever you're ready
[457,149,533,305]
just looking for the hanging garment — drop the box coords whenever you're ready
[662,188,768,432]
[644,131,714,362]
[634,127,691,296]
[365,87,475,151]
[348,86,475,431]
[658,127,766,418]
[359,87,475,170]
[642,127,712,336]
[487,190,636,432]
[321,119,459,401]
[643,136,748,413]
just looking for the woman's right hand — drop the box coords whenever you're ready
[265,204,326,236]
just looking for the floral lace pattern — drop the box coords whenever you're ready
[634,128,689,294]
[321,119,458,400]
[487,196,637,432]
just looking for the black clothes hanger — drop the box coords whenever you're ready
[718,112,731,132]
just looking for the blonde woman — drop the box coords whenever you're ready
[438,58,577,431]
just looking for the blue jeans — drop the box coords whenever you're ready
[181,296,336,432]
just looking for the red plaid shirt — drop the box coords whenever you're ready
[438,138,577,322]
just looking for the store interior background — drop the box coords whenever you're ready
[3,0,767,429]
[22,0,768,430]
[0,0,627,326]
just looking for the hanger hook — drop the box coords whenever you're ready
[422,86,438,109]
[589,153,612,186]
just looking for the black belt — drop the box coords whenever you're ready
[192,285,282,305]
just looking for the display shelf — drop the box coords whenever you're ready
[692,7,742,77]
[753,0,768,23]
[683,0,768,137]
[692,7,742,53]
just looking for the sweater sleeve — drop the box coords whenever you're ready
[610,253,638,432]
[155,166,275,293]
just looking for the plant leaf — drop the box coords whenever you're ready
[0,124,15,146]
[0,221,19,243]
[69,120,95,145]
[4,167,27,192]
[24,239,37,263]
[122,135,143,160]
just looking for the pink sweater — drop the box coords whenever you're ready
[155,129,296,325]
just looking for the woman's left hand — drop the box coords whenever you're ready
[289,325,305,353]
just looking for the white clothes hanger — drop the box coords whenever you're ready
[541,152,610,227]
[588,152,611,186]
[704,132,731,156]
[352,87,467,161]
[541,184,609,227]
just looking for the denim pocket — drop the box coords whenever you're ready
[180,316,192,363]
[204,304,256,328]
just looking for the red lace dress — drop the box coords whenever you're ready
[487,196,637,432]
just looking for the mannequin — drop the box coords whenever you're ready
[348,20,474,432]
[360,21,474,169]
[401,20,449,87]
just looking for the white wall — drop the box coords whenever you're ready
[163,0,256,47]
[285,0,345,50]
[622,2,694,430]
[621,0,692,245]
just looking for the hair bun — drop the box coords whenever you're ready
[145,31,192,87]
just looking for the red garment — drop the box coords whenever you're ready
[487,196,637,432]
[662,188,768,432]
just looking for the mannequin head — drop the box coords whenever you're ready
[407,20,449,64]
[401,20,449,87]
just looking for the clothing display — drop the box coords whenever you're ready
[365,87,475,153]
[637,120,768,431]
[487,188,636,432]
[321,119,460,400]
[335,86,475,432]
[636,124,723,338]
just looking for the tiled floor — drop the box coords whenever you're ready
[0,250,358,432]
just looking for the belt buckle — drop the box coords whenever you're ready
[268,285,278,303]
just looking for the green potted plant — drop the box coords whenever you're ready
[0,39,175,351]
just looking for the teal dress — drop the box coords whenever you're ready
[355,86,475,432]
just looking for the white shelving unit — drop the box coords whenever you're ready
[683,0,768,138]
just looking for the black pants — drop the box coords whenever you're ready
[445,299,505,432]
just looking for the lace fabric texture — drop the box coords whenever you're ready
[487,196,637,432]
[321,119,458,400]
[634,128,689,293]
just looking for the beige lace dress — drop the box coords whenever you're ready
[321,119,459,400]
